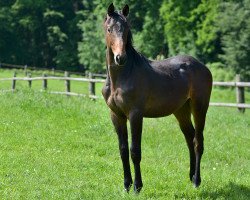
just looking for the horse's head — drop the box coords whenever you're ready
[104,3,130,66]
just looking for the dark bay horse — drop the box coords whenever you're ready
[102,3,212,193]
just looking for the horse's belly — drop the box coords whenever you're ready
[143,103,179,118]
[143,91,189,118]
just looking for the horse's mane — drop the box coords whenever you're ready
[126,29,133,48]
[126,29,150,66]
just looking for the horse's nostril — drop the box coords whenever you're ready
[114,54,126,65]
[116,55,121,63]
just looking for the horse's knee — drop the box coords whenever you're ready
[130,146,141,164]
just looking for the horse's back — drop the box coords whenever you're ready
[151,55,210,74]
[142,55,212,117]
[157,55,213,107]
[151,55,212,90]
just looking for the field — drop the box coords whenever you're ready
[0,69,250,199]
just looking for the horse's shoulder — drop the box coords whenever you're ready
[102,78,111,102]
[105,88,131,117]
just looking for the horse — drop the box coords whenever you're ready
[102,3,212,193]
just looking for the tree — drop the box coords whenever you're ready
[160,0,200,57]
[0,2,17,63]
[160,0,219,63]
[217,0,250,80]
[191,0,220,62]
[0,0,83,71]
[43,0,83,71]
[133,0,166,59]
[77,1,106,73]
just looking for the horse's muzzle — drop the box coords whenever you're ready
[114,54,127,66]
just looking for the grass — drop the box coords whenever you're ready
[0,88,249,199]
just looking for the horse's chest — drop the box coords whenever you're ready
[106,88,132,116]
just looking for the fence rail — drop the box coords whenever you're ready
[213,81,250,87]
[209,103,250,108]
[0,76,105,83]
[211,74,249,112]
[0,72,249,112]
[0,71,105,99]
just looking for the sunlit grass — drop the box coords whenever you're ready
[0,89,249,199]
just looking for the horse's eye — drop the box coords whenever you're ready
[107,28,111,33]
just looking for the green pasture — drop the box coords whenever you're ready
[0,69,249,199]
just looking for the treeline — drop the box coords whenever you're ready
[0,0,249,80]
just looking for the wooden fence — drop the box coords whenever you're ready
[0,72,105,99]
[0,72,249,112]
[211,74,250,112]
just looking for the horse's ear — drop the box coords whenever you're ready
[122,4,129,17]
[108,3,115,16]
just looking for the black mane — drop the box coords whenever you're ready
[126,29,133,48]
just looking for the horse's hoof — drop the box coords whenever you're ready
[189,173,195,182]
[124,187,130,193]
[192,175,201,188]
[124,180,133,192]
[134,182,143,194]
[124,185,132,193]
[134,186,142,194]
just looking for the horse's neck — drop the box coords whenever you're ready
[108,65,127,91]
[106,48,133,91]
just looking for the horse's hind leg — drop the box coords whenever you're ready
[190,98,210,188]
[174,100,196,182]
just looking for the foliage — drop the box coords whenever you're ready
[191,0,220,62]
[77,1,107,73]
[160,0,219,63]
[0,0,83,71]
[133,0,166,59]
[208,62,235,82]
[0,0,249,78]
[160,0,200,57]
[216,0,250,80]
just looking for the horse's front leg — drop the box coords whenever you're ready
[129,110,143,193]
[111,111,132,192]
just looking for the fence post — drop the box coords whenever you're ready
[65,71,70,95]
[28,73,32,88]
[52,68,55,76]
[24,65,28,76]
[89,72,95,97]
[12,72,16,92]
[43,73,47,90]
[236,74,245,113]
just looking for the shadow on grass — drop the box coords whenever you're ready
[201,182,250,199]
